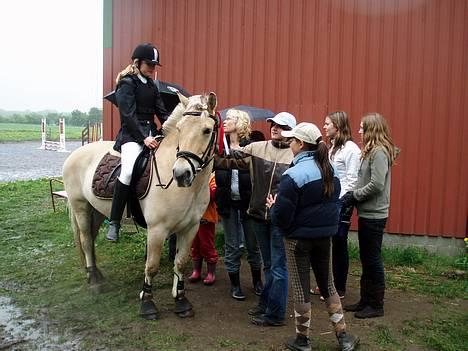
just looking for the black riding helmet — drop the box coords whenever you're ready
[131,43,162,66]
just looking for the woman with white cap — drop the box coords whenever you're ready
[215,111,296,327]
[267,122,359,351]
[106,43,169,242]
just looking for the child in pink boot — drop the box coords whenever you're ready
[188,173,219,285]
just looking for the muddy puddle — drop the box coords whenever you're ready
[0,296,80,350]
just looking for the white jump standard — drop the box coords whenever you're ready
[39,118,68,152]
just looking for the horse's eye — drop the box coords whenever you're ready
[203,128,211,135]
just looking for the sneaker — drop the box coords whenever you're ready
[320,293,345,301]
[285,335,311,351]
[310,286,320,295]
[248,305,265,316]
[337,332,360,351]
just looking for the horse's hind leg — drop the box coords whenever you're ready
[69,199,105,288]
[172,226,198,318]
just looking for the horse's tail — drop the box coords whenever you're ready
[68,205,86,266]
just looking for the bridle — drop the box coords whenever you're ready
[153,108,220,189]
[176,110,220,175]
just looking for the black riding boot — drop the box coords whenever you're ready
[228,272,246,300]
[250,266,264,296]
[355,283,385,319]
[106,179,130,242]
[344,277,369,312]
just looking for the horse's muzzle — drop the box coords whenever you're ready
[173,163,194,187]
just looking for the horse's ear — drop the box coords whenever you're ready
[207,92,217,115]
[177,92,189,107]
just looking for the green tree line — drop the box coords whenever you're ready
[0,107,102,126]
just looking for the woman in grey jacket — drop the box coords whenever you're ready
[342,113,399,319]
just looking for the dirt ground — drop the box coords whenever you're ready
[142,260,440,351]
[1,257,464,351]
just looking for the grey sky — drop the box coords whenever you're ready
[0,0,103,113]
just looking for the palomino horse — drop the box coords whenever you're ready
[63,92,218,319]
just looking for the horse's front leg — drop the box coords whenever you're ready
[172,225,199,318]
[139,225,166,320]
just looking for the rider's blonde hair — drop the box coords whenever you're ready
[226,109,251,140]
[361,113,399,165]
[115,59,141,85]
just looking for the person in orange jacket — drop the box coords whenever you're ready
[188,173,219,285]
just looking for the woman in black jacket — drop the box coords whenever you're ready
[215,109,263,300]
[106,43,169,242]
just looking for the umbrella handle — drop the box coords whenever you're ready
[223,134,230,156]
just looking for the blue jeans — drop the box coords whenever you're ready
[253,219,288,323]
[332,200,353,294]
[222,208,262,273]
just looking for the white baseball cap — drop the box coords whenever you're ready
[266,112,297,130]
[281,122,322,145]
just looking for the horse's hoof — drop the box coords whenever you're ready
[140,300,159,320]
[176,309,194,318]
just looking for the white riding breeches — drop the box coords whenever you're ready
[119,142,143,185]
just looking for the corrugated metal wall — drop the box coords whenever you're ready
[103,0,468,238]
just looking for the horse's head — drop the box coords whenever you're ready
[173,92,218,187]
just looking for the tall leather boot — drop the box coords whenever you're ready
[106,179,129,242]
[203,262,216,286]
[250,266,264,296]
[355,282,384,319]
[228,272,246,300]
[188,258,203,283]
[344,277,369,312]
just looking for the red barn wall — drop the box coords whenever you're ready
[103,0,468,238]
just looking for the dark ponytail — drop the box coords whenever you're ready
[309,137,334,197]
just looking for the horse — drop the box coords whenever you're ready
[62,92,219,319]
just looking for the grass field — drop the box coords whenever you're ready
[0,179,466,350]
[0,123,84,142]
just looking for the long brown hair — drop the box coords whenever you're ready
[361,113,399,165]
[326,111,353,159]
[303,138,335,197]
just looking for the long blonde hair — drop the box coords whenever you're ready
[115,59,140,85]
[361,113,399,165]
[226,109,251,140]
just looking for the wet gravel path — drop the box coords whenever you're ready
[0,141,82,183]
[1,142,84,349]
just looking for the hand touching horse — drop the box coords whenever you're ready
[63,92,218,319]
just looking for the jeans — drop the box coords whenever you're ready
[358,217,387,289]
[222,208,262,273]
[253,219,288,323]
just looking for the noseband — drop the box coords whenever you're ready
[175,110,220,177]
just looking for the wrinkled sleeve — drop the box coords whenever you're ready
[354,149,389,201]
[115,79,146,143]
[214,143,253,170]
[270,174,298,230]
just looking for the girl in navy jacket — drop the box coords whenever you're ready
[267,122,359,351]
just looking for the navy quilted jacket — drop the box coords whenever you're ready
[270,151,341,239]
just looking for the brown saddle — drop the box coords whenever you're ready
[92,152,153,200]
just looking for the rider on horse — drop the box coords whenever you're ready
[107,43,169,242]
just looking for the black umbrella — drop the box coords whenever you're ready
[219,105,275,122]
[103,79,191,113]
